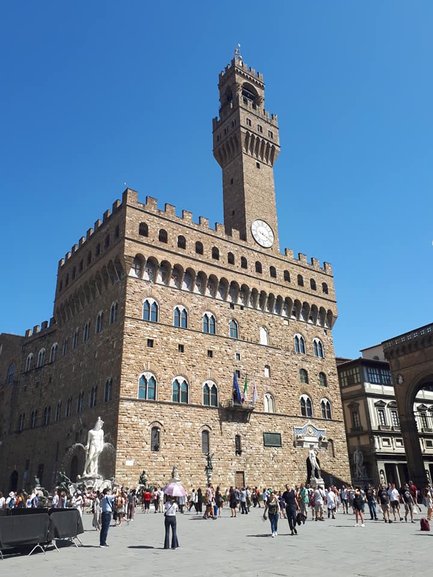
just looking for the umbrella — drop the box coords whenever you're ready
[164,482,187,497]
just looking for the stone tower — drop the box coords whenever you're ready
[213,47,280,251]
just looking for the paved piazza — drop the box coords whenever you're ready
[3,506,432,576]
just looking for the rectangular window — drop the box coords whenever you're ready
[339,367,361,387]
[257,124,263,133]
[263,432,282,448]
[377,409,387,426]
[178,344,184,353]
[268,130,274,138]
[235,369,241,378]
[235,353,241,361]
[207,350,213,358]
[147,339,154,348]
[246,118,252,126]
[382,438,391,447]
[351,410,361,429]
[367,367,382,384]
[391,410,400,427]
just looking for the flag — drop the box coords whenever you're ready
[232,372,242,404]
[242,375,248,403]
[252,382,258,405]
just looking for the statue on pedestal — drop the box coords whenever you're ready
[83,417,105,477]
[308,447,324,488]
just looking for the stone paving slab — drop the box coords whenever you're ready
[2,506,432,577]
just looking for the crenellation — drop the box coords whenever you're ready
[103,209,111,222]
[311,257,320,269]
[164,203,176,217]
[94,219,102,230]
[297,253,307,264]
[199,216,209,228]
[86,228,93,240]
[112,199,121,212]
[33,325,40,334]
[79,236,85,247]
[284,248,294,259]
[182,210,193,223]
[144,196,158,211]
[323,262,333,274]
[41,321,48,330]
[215,223,225,234]
[72,244,78,254]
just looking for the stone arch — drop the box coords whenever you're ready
[195,271,207,295]
[206,275,218,298]
[217,277,229,301]
[228,281,240,304]
[160,260,172,285]
[171,264,184,289]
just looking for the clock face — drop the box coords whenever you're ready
[251,219,274,248]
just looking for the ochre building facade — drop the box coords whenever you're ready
[0,53,350,492]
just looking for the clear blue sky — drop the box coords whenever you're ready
[1,0,432,358]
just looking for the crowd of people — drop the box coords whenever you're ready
[1,478,433,547]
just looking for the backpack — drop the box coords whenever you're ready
[420,518,430,531]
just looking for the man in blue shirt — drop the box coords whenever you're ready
[100,488,115,547]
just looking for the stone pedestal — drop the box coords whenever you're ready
[309,476,324,489]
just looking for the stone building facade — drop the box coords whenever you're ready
[338,344,433,487]
[0,52,350,492]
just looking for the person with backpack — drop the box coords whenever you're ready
[377,484,391,523]
[263,490,280,537]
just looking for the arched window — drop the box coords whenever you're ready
[300,395,313,417]
[89,385,98,408]
[284,270,290,282]
[255,261,262,274]
[203,381,218,407]
[173,306,188,328]
[201,430,210,454]
[83,321,91,342]
[49,343,58,363]
[229,319,239,339]
[313,338,324,358]
[177,235,186,249]
[96,311,104,333]
[322,282,329,295]
[195,241,204,255]
[299,369,309,384]
[30,409,38,428]
[110,301,118,324]
[321,399,332,420]
[203,312,216,334]
[6,363,16,384]
[43,406,51,426]
[264,393,275,413]
[228,252,235,265]
[25,353,34,372]
[264,365,271,378]
[133,256,143,277]
[143,299,158,322]
[151,426,160,451]
[172,377,189,404]
[139,222,148,237]
[310,279,317,290]
[270,266,277,278]
[55,401,62,423]
[259,327,268,345]
[297,274,304,287]
[319,372,328,387]
[37,349,46,368]
[104,378,113,402]
[212,247,219,260]
[294,334,306,354]
[138,373,157,400]
[73,329,79,349]
[241,256,248,269]
[159,229,168,243]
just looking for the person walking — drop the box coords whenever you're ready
[99,488,115,547]
[164,496,179,549]
[264,490,280,537]
[282,484,299,535]
[353,487,365,527]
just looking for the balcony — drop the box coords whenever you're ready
[378,424,391,431]
[219,400,255,423]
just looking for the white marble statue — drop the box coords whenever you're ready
[83,417,105,476]
[309,448,321,479]
[353,447,365,478]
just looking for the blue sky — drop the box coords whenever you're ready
[1,0,432,358]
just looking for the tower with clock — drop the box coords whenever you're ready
[213,47,280,251]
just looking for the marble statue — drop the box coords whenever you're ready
[83,417,105,476]
[308,448,321,480]
[353,447,365,478]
